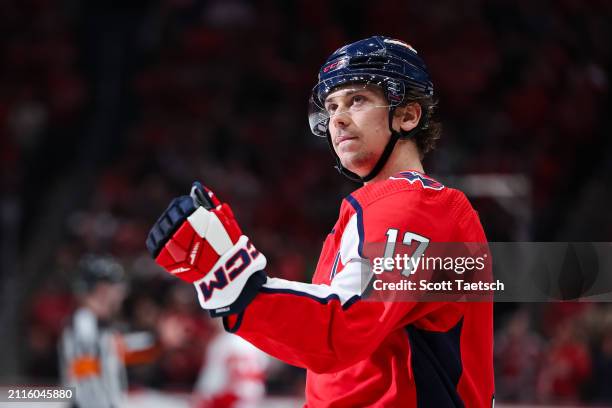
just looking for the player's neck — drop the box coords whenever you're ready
[364,143,423,185]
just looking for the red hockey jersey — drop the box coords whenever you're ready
[225,171,494,407]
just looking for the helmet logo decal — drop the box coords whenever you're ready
[322,57,349,74]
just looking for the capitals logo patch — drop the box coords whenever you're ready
[390,171,445,190]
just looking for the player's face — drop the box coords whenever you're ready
[325,85,392,176]
[96,282,127,319]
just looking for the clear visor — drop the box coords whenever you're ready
[308,77,403,137]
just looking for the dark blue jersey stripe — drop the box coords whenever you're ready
[345,194,365,258]
[406,318,465,408]
[259,286,361,310]
[329,251,341,280]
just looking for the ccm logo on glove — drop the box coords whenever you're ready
[198,238,260,301]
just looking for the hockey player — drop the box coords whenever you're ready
[193,319,269,408]
[59,254,158,408]
[59,255,129,408]
[147,36,494,407]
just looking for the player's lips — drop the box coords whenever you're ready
[335,134,357,146]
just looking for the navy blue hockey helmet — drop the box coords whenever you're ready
[308,36,434,138]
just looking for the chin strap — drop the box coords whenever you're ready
[327,108,421,183]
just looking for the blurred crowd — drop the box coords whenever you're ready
[495,304,612,404]
[2,0,612,404]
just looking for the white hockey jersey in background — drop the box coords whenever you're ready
[194,330,269,408]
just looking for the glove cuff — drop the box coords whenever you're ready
[209,270,267,318]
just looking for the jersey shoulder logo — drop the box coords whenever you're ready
[390,171,445,190]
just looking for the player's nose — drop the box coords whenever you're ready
[330,110,350,130]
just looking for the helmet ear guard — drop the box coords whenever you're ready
[309,36,434,183]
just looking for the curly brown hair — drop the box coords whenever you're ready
[406,96,442,159]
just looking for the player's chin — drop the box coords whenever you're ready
[339,153,372,176]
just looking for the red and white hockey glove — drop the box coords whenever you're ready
[146,182,267,317]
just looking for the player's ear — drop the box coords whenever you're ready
[397,102,421,133]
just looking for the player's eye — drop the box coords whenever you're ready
[352,94,366,105]
[325,103,338,114]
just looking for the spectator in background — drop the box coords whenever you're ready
[536,316,592,404]
[26,278,75,379]
[156,283,211,389]
[494,308,543,402]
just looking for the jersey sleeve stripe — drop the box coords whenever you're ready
[345,194,365,258]
[260,286,361,310]
[329,252,341,280]
[260,271,366,309]
[262,277,359,304]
